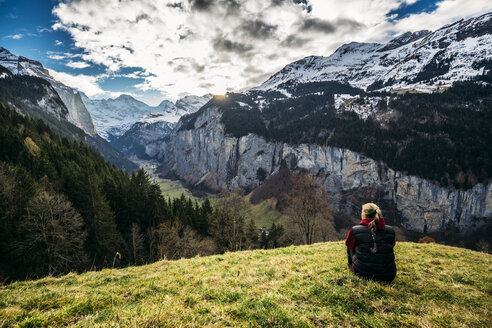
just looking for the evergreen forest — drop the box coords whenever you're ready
[0,104,284,282]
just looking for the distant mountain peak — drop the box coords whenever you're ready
[116,94,134,100]
[156,99,174,111]
[333,42,380,55]
[82,93,212,140]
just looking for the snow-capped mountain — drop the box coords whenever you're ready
[110,94,212,159]
[255,12,492,94]
[150,12,492,236]
[0,65,69,120]
[0,47,97,135]
[138,95,212,125]
[81,93,162,140]
[81,93,212,141]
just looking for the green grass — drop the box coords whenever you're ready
[158,178,194,199]
[246,194,286,228]
[1,242,490,327]
[136,159,195,199]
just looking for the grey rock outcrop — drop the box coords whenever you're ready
[155,106,492,234]
[51,85,96,135]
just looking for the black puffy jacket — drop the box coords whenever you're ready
[349,224,396,282]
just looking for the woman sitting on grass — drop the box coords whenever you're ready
[345,203,397,282]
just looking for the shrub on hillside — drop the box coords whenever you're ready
[418,236,436,243]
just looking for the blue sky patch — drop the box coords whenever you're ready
[387,0,441,21]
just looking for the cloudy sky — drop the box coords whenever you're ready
[1,0,491,105]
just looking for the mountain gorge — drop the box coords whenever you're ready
[148,13,492,237]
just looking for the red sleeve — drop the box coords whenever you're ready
[345,229,356,250]
[393,239,396,247]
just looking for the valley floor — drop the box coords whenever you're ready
[136,159,194,199]
[137,159,286,228]
[0,242,490,327]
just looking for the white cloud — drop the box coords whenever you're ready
[47,52,83,61]
[55,40,63,46]
[48,69,116,98]
[6,33,23,39]
[48,54,66,60]
[52,0,492,99]
[37,26,52,33]
[66,60,91,69]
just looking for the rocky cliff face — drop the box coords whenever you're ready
[0,47,96,135]
[51,85,96,135]
[156,107,491,234]
[112,118,175,159]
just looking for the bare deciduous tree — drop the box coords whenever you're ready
[153,220,216,260]
[285,171,334,245]
[16,190,88,276]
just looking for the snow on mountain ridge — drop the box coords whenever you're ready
[109,94,212,159]
[0,47,50,77]
[255,12,492,94]
[377,30,431,52]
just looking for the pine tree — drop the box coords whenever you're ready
[245,219,259,249]
[259,230,268,249]
[130,223,145,265]
[196,198,213,235]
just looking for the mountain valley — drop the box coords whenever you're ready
[0,8,491,282]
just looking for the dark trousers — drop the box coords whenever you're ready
[347,248,354,272]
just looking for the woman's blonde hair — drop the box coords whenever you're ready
[361,203,382,240]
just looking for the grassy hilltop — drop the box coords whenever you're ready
[0,242,491,327]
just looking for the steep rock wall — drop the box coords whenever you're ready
[155,107,492,234]
[52,85,96,136]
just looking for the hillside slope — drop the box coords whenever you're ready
[1,242,490,327]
